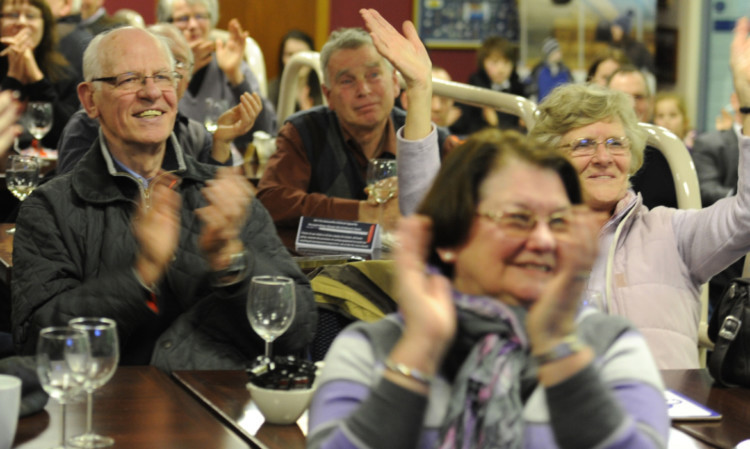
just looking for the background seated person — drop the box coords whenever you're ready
[57,23,256,173]
[607,65,677,210]
[0,0,81,150]
[451,35,527,135]
[156,0,276,151]
[308,11,669,449]
[11,27,316,370]
[256,27,453,246]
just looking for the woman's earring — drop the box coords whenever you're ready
[441,251,455,262]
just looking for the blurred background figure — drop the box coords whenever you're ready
[0,0,81,149]
[653,91,695,150]
[156,0,276,150]
[608,10,654,75]
[47,0,92,78]
[525,37,572,102]
[79,0,127,35]
[267,29,322,113]
[110,8,144,28]
[607,65,676,210]
[586,47,628,87]
[399,66,462,134]
[453,35,527,135]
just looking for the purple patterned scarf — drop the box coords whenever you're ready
[437,291,529,449]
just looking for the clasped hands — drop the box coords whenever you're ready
[0,29,43,84]
[133,168,254,288]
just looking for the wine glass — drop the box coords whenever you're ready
[5,154,40,234]
[247,275,296,360]
[24,101,53,154]
[36,327,90,449]
[366,159,398,246]
[68,318,119,448]
[204,98,228,133]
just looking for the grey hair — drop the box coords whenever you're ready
[528,83,646,175]
[82,27,175,83]
[148,23,194,68]
[155,0,219,29]
[319,27,392,87]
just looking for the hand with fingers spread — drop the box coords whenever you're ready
[360,8,432,140]
[383,215,455,393]
[133,179,182,287]
[196,167,254,272]
[395,216,456,350]
[211,92,263,162]
[216,19,248,86]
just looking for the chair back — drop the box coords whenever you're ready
[277,51,325,125]
[641,123,711,365]
[428,77,538,129]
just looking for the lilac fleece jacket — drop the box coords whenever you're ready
[307,309,668,449]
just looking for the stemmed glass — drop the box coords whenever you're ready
[247,275,296,360]
[5,154,40,234]
[366,159,398,245]
[204,98,228,133]
[36,327,90,449]
[24,101,53,154]
[68,318,119,448]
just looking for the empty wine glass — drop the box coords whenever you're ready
[24,101,53,154]
[247,275,296,360]
[5,154,40,234]
[68,318,119,448]
[36,327,90,449]
[204,98,228,133]
[366,159,398,246]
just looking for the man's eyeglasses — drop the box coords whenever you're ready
[170,13,210,25]
[560,136,630,158]
[174,59,193,73]
[1,11,42,22]
[90,71,179,93]
[476,208,572,237]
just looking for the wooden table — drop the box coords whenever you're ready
[662,369,750,448]
[173,370,306,449]
[13,366,251,449]
[0,222,13,286]
[174,369,750,449]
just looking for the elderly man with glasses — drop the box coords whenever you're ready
[11,27,316,371]
[57,23,248,173]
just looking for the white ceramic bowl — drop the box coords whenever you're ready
[246,381,316,425]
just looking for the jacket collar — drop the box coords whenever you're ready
[71,129,202,205]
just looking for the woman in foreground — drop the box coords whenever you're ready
[306,9,669,449]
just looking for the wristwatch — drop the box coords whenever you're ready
[212,250,248,286]
[533,335,584,365]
